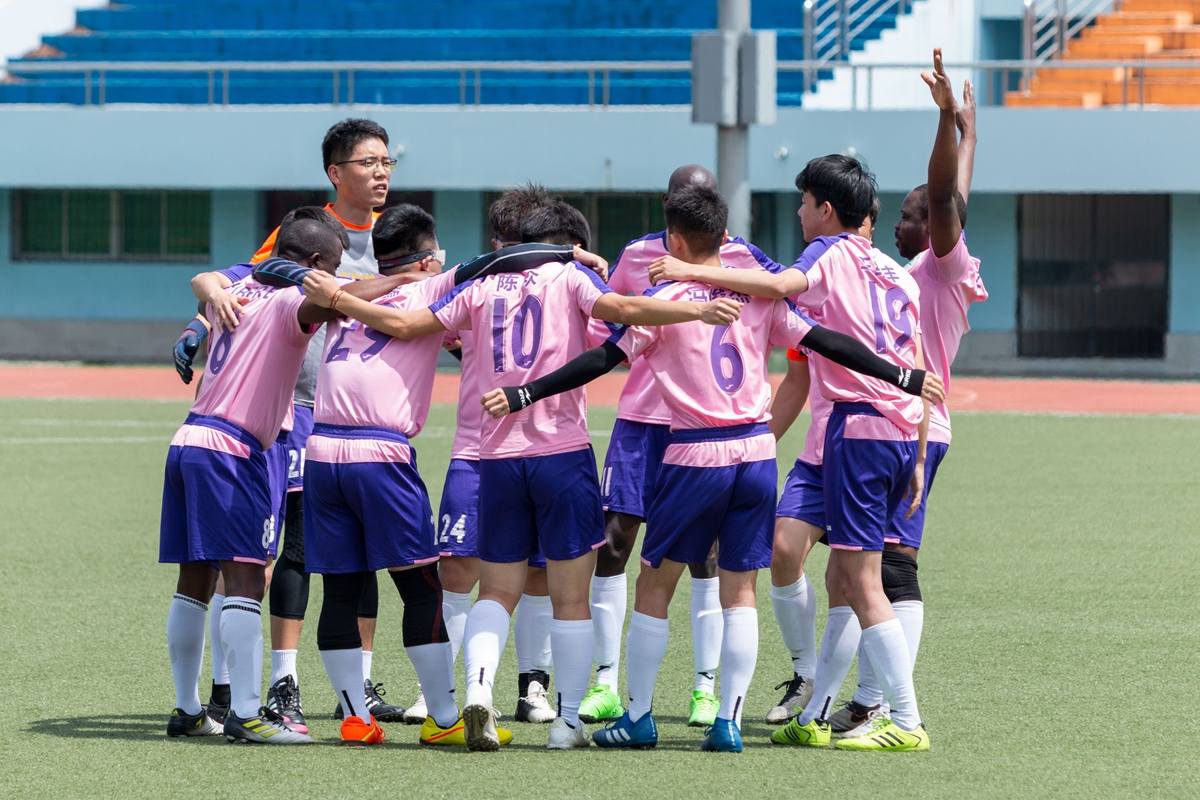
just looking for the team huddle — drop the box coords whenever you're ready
[161,51,984,753]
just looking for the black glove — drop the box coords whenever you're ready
[173,319,208,384]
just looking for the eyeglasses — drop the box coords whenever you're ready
[377,249,446,271]
[335,156,398,172]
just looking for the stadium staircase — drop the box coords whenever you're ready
[1008,0,1200,107]
[0,0,918,106]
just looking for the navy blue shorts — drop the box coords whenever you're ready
[600,419,673,519]
[823,403,918,552]
[438,458,480,558]
[266,432,288,556]
[159,415,274,567]
[285,404,314,493]
[303,424,438,574]
[643,423,777,572]
[885,441,949,549]
[477,447,605,564]
[776,458,826,530]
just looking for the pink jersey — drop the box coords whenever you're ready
[432,261,612,459]
[448,327,484,460]
[613,281,815,467]
[908,234,987,444]
[604,233,785,425]
[308,270,457,464]
[794,234,923,439]
[184,278,314,450]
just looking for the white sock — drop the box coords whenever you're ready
[893,600,925,670]
[550,619,594,727]
[463,599,510,697]
[442,590,473,664]
[514,594,553,674]
[861,618,921,731]
[167,594,208,715]
[852,640,885,707]
[361,649,373,683]
[219,596,264,719]
[270,649,298,686]
[209,593,228,686]
[716,607,757,728]
[690,577,723,693]
[322,647,369,721]
[590,574,627,689]
[407,642,458,727]
[769,575,818,679]
[797,606,861,726]
[624,612,669,722]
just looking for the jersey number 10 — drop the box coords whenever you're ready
[491,297,544,373]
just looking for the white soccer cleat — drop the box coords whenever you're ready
[463,684,499,752]
[516,672,557,724]
[403,689,427,725]
[547,717,591,750]
[765,673,814,724]
[839,707,890,739]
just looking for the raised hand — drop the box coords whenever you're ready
[956,78,976,140]
[920,48,957,112]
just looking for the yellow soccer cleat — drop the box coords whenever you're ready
[420,714,513,747]
[835,719,930,752]
[770,717,831,747]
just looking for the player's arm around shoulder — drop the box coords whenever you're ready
[300,270,445,339]
[647,254,807,300]
[590,290,741,327]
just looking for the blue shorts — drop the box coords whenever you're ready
[285,404,314,492]
[776,458,826,530]
[478,447,605,564]
[303,425,438,574]
[885,441,949,549]
[159,414,275,567]
[601,419,672,519]
[438,458,481,558]
[265,432,288,556]
[823,403,918,552]
[643,423,777,572]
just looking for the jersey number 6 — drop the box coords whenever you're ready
[709,324,745,394]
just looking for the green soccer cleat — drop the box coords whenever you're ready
[835,718,930,752]
[688,690,719,728]
[578,684,625,724]
[770,717,831,747]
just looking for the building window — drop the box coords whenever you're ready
[1018,194,1169,359]
[13,190,210,261]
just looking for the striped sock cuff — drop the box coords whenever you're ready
[172,593,209,613]
[222,597,262,616]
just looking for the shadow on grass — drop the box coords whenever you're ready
[28,714,191,741]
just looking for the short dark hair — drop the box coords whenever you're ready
[867,195,882,226]
[281,205,350,250]
[664,185,727,257]
[795,155,877,229]
[276,218,343,264]
[489,183,553,244]
[913,184,969,229]
[520,202,591,250]
[372,204,438,259]
[322,118,389,171]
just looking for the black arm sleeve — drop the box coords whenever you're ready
[447,347,463,362]
[799,326,927,396]
[503,340,628,412]
[452,243,576,285]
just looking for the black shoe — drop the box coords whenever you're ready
[206,682,231,726]
[265,675,308,733]
[335,679,406,723]
[167,707,223,737]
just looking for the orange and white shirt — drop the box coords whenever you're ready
[251,203,381,280]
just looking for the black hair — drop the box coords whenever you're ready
[280,205,350,250]
[868,195,882,226]
[322,118,389,171]
[520,202,591,250]
[373,204,438,259]
[795,155,877,229]
[489,182,553,244]
[664,185,727,257]
[913,184,969,229]
[275,218,343,265]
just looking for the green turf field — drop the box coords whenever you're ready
[2,397,1198,798]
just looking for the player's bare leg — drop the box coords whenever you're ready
[766,518,824,723]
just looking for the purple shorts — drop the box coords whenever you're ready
[438,458,481,558]
[823,403,918,552]
[601,419,672,519]
[776,458,826,530]
[478,447,605,564]
[885,441,949,549]
[303,424,438,574]
[266,432,288,553]
[285,404,314,492]
[643,423,776,572]
[159,414,274,567]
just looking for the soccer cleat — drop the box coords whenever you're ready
[828,699,881,733]
[592,711,658,749]
[765,673,813,724]
[770,717,831,747]
[403,689,428,725]
[578,683,625,723]
[420,714,513,747]
[688,689,720,727]
[335,679,405,723]
[224,707,314,745]
[515,670,556,724]
[841,708,890,739]
[265,675,308,734]
[700,718,743,752]
[206,683,230,727]
[463,685,500,752]
[835,719,930,752]
[340,714,386,746]
[167,707,223,737]
[546,717,590,749]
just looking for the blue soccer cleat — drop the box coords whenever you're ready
[701,718,743,752]
[592,711,658,749]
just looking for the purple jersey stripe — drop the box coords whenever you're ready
[791,233,852,275]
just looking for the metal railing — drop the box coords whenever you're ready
[1024,0,1120,62]
[807,0,910,68]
